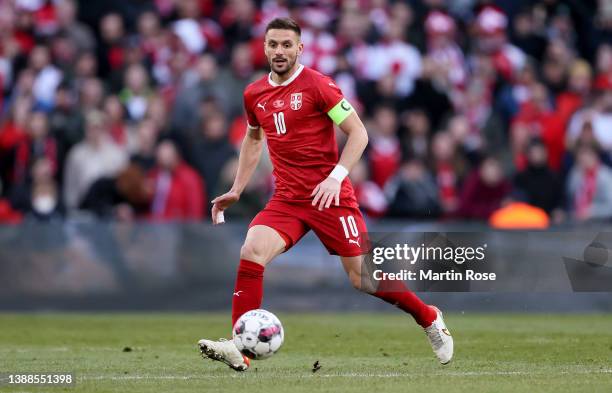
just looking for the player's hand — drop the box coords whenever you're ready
[211,190,240,225]
[311,177,341,211]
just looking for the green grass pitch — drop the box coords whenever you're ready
[0,313,611,392]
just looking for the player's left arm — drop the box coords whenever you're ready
[311,101,368,210]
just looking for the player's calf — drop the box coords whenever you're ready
[341,255,377,294]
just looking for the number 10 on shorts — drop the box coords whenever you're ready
[339,215,359,238]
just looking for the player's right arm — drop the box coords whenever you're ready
[211,125,264,224]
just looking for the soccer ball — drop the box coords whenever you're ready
[232,309,284,360]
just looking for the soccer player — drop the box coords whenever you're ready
[198,17,453,371]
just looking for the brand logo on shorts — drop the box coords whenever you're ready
[348,239,360,247]
[290,93,302,110]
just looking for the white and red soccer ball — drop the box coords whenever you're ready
[233,309,284,360]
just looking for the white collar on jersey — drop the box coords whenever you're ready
[268,64,304,87]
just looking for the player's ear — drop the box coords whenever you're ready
[297,40,304,56]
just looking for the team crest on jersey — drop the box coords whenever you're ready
[290,93,302,110]
[273,99,284,109]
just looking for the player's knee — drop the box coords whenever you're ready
[240,241,269,264]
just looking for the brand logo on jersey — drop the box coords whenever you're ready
[290,93,302,110]
[273,99,285,109]
[257,102,266,111]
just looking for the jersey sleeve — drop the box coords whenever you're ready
[317,76,355,126]
[243,90,260,130]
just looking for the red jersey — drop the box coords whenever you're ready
[243,65,358,207]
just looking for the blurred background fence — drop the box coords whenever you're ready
[1,220,611,312]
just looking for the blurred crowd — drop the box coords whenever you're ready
[0,0,611,226]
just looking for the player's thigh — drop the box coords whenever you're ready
[307,205,368,257]
[247,201,310,264]
[241,225,287,266]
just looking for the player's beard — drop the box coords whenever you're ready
[270,55,296,76]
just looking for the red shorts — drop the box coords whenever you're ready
[249,199,369,257]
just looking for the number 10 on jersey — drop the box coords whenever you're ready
[273,112,287,134]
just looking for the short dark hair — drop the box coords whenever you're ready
[265,17,301,36]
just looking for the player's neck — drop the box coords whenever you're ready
[271,62,302,85]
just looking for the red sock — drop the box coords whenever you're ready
[231,259,265,327]
[372,279,436,328]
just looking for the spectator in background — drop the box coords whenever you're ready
[10,157,63,221]
[29,45,62,111]
[119,64,153,122]
[458,156,511,220]
[472,6,526,82]
[137,10,162,60]
[48,85,82,170]
[299,6,337,76]
[5,69,36,115]
[567,143,612,222]
[363,18,422,99]
[148,140,205,221]
[70,51,98,94]
[514,139,562,215]
[78,77,105,114]
[430,131,467,216]
[63,111,127,210]
[220,0,259,49]
[0,4,20,97]
[189,110,235,198]
[55,0,95,52]
[171,54,229,133]
[50,33,78,79]
[367,105,401,189]
[97,13,125,78]
[80,161,151,220]
[145,95,172,137]
[404,55,453,131]
[542,59,593,171]
[13,111,58,185]
[423,10,467,105]
[386,159,440,219]
[108,36,149,94]
[350,159,387,218]
[454,61,494,151]
[510,6,547,62]
[594,44,612,91]
[567,90,612,154]
[401,108,431,161]
[0,96,31,193]
[103,95,130,148]
[510,83,553,169]
[217,43,255,118]
[496,61,539,127]
[131,119,159,172]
